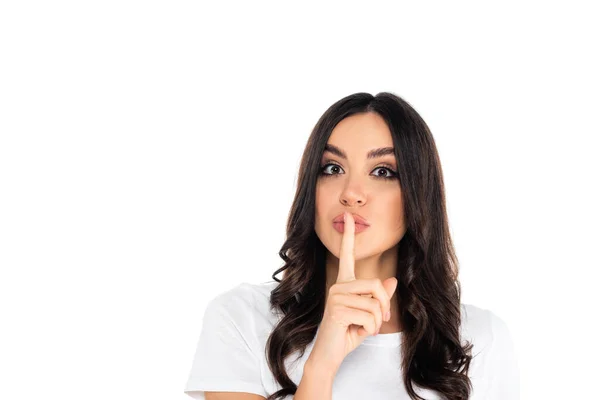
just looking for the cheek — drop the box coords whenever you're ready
[314,184,331,216]
[314,186,336,242]
[383,195,405,229]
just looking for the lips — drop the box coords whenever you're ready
[332,221,370,234]
[332,213,370,226]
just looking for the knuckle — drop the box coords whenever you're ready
[372,278,385,294]
[328,292,341,305]
[373,304,383,327]
[329,284,340,295]
[366,299,381,327]
[370,298,381,316]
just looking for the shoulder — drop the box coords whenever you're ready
[186,281,280,397]
[202,280,281,343]
[461,304,516,370]
[207,280,278,314]
[460,304,520,395]
[460,303,513,347]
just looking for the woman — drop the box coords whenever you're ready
[184,92,520,400]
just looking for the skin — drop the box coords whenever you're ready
[314,111,407,333]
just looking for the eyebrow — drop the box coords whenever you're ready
[323,144,395,160]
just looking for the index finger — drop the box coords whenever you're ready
[336,211,355,283]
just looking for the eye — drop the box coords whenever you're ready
[372,166,397,179]
[319,163,398,180]
[320,163,342,175]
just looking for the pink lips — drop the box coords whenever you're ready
[332,213,370,234]
[333,221,370,234]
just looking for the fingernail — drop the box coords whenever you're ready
[375,328,380,335]
[385,311,390,321]
[343,212,347,222]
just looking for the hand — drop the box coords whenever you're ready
[307,212,398,376]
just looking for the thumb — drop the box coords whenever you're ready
[383,277,398,299]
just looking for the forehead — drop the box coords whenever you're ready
[328,112,393,147]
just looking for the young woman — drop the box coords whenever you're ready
[184,92,520,400]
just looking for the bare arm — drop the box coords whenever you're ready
[293,357,336,399]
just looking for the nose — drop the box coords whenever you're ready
[340,183,366,207]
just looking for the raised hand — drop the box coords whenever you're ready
[307,211,398,377]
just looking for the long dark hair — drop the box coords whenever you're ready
[264,92,474,400]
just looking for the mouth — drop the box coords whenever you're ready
[332,213,370,226]
[332,221,370,234]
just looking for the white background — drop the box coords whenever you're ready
[1,1,598,399]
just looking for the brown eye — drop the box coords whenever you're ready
[373,167,397,179]
[320,164,342,175]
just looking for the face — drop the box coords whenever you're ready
[314,112,407,261]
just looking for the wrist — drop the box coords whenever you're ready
[304,356,338,382]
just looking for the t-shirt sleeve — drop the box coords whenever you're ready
[484,311,521,399]
[184,290,268,399]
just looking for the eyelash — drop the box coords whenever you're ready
[319,162,399,180]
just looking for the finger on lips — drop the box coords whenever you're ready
[337,211,356,283]
[334,211,391,329]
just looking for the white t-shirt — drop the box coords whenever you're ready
[184,280,520,399]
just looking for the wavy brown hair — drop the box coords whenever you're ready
[264,92,474,400]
